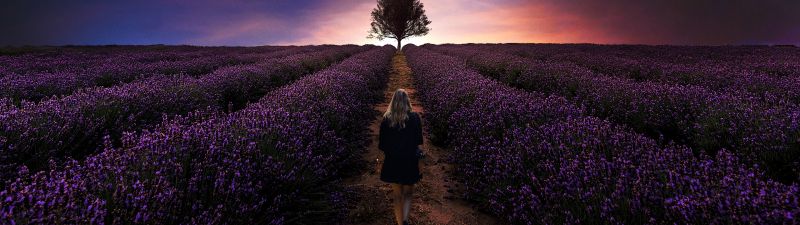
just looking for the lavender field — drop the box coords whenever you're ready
[1,45,395,224]
[406,44,799,224]
[1,44,799,224]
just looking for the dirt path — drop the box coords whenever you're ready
[344,53,500,225]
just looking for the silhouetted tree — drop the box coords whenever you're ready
[368,0,431,49]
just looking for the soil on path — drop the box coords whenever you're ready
[343,53,500,225]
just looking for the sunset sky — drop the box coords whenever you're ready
[2,0,799,46]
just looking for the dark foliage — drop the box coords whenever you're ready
[368,0,431,49]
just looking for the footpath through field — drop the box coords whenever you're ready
[344,52,499,225]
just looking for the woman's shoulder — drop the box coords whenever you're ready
[380,116,390,126]
[408,111,421,120]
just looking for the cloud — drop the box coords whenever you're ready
[533,0,800,45]
[0,0,312,46]
[1,0,798,46]
[283,0,638,46]
[283,0,552,46]
[280,0,379,45]
[176,14,290,46]
[397,0,800,45]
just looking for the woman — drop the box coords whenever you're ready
[379,89,423,225]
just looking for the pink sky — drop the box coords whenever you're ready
[3,0,798,46]
[281,0,603,46]
[283,0,800,46]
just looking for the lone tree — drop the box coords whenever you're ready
[368,0,431,49]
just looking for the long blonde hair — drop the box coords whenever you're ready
[384,89,412,128]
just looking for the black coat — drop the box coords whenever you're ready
[379,112,423,185]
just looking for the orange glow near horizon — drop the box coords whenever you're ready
[4,0,796,46]
[281,0,628,46]
[280,0,800,46]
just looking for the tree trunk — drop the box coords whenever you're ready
[397,39,402,51]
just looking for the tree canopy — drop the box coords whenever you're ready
[368,0,431,49]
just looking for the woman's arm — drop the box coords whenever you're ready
[415,113,423,146]
[378,119,387,151]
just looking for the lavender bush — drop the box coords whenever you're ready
[0,46,395,224]
[404,45,799,224]
[496,44,800,105]
[0,45,369,184]
[0,46,296,102]
[425,44,800,182]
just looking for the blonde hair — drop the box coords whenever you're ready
[384,89,413,128]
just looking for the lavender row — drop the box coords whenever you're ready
[497,44,800,105]
[0,46,312,102]
[0,46,285,78]
[0,46,242,80]
[0,45,394,224]
[0,45,369,184]
[483,44,800,78]
[425,44,800,182]
[404,45,799,224]
[500,44,800,105]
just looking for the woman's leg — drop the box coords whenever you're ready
[402,184,414,222]
[392,184,404,225]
